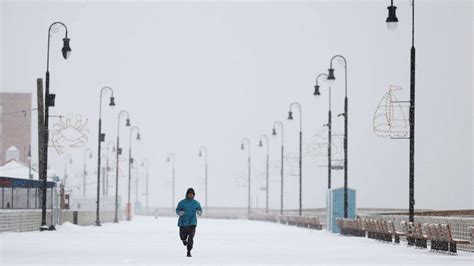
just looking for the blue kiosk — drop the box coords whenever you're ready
[327,187,356,233]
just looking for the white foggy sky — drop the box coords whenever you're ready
[0,0,472,210]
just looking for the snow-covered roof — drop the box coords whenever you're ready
[6,146,18,151]
[0,159,40,180]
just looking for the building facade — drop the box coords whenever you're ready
[0,92,32,165]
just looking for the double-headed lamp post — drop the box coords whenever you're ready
[327,54,349,218]
[127,126,141,221]
[288,102,303,216]
[95,86,116,226]
[272,121,284,214]
[258,135,270,213]
[240,138,251,215]
[385,0,416,236]
[83,148,93,197]
[198,146,208,216]
[314,73,332,189]
[41,21,71,231]
[167,153,176,214]
[114,110,131,223]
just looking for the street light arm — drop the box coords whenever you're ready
[273,121,284,144]
[47,22,69,72]
[99,86,114,119]
[107,140,115,150]
[199,146,208,160]
[329,55,348,97]
[84,148,92,161]
[64,154,72,163]
[241,137,251,157]
[259,135,269,154]
[129,126,140,147]
[117,110,130,137]
[315,73,332,110]
[315,73,328,86]
[289,102,302,131]
[167,152,175,168]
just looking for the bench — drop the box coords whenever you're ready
[387,220,405,244]
[413,222,429,249]
[338,218,365,237]
[306,216,323,230]
[444,224,470,254]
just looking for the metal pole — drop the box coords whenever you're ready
[114,110,129,223]
[95,86,113,226]
[83,158,86,197]
[280,143,284,215]
[409,0,416,225]
[27,147,32,208]
[205,157,208,215]
[273,121,284,215]
[259,135,269,213]
[248,154,251,215]
[42,22,69,231]
[128,146,132,221]
[172,160,175,213]
[199,147,208,216]
[135,166,138,209]
[106,157,109,196]
[328,110,332,189]
[241,138,251,215]
[329,55,348,218]
[299,130,302,216]
[114,135,120,223]
[146,162,149,212]
[266,150,269,213]
[96,117,102,226]
[343,95,348,218]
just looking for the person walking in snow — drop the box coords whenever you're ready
[176,188,202,257]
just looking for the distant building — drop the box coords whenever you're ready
[0,92,32,165]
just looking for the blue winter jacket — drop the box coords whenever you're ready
[175,198,202,227]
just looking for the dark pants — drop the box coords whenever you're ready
[179,225,196,251]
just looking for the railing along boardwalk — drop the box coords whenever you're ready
[338,218,473,255]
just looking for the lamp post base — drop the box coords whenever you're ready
[95,220,102,226]
[39,225,49,231]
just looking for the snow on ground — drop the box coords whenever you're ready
[0,216,472,265]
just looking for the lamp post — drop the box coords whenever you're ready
[385,0,416,239]
[198,146,208,216]
[167,153,175,214]
[127,126,141,221]
[258,135,270,213]
[95,86,115,226]
[288,102,303,216]
[83,148,93,197]
[314,73,332,189]
[327,54,349,218]
[114,110,130,223]
[27,147,33,208]
[41,21,71,231]
[240,138,251,215]
[272,121,284,215]
[105,141,115,196]
[141,159,149,212]
[64,154,72,189]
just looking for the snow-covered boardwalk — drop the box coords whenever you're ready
[1,216,472,265]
